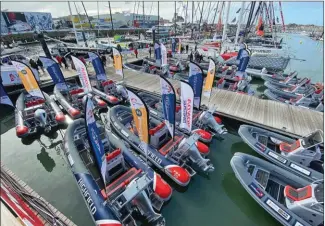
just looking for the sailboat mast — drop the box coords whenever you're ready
[174,2,177,34]
[108,1,114,31]
[198,2,204,33]
[142,1,145,28]
[97,1,100,37]
[222,2,231,42]
[235,2,245,45]
[68,2,79,45]
[82,2,93,29]
[212,2,219,26]
[191,1,194,38]
[279,1,285,32]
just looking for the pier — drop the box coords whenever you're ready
[1,163,77,226]
[7,58,323,138]
[103,67,324,138]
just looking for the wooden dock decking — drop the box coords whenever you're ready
[103,67,324,137]
[1,163,77,226]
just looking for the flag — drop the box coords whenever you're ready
[127,89,149,152]
[180,81,194,132]
[39,56,68,91]
[0,82,14,107]
[203,59,216,99]
[160,43,168,66]
[177,39,182,54]
[112,47,124,78]
[88,52,107,81]
[188,62,203,109]
[160,76,176,138]
[71,56,92,94]
[84,96,107,185]
[11,61,44,99]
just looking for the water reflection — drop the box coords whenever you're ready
[222,172,280,226]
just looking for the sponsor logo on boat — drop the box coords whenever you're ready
[248,183,264,198]
[252,49,271,53]
[21,70,27,74]
[138,143,162,165]
[265,199,291,221]
[77,177,97,215]
[91,128,101,152]
[254,142,266,152]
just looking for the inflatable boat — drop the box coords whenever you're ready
[63,119,166,226]
[216,77,255,95]
[261,71,299,83]
[109,105,215,185]
[137,92,227,140]
[53,82,107,119]
[15,91,65,138]
[264,77,311,94]
[88,52,126,105]
[231,152,323,226]
[238,125,324,178]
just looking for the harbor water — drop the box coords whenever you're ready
[1,34,323,226]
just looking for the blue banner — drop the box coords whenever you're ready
[88,52,107,81]
[84,97,107,185]
[39,56,67,91]
[171,39,176,53]
[188,62,203,109]
[154,43,161,60]
[0,82,13,107]
[160,76,176,138]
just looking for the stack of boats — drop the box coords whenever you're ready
[233,125,324,226]
[262,71,324,112]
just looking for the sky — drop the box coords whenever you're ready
[1,1,324,26]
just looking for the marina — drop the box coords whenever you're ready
[1,1,324,226]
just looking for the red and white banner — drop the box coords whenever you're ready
[72,56,92,94]
[180,81,194,132]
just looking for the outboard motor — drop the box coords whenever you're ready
[237,80,247,92]
[197,111,227,135]
[116,84,128,99]
[132,188,165,225]
[178,137,215,173]
[34,109,50,132]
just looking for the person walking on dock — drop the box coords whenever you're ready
[186,44,189,53]
[134,48,138,58]
[55,55,62,68]
[101,54,107,67]
[36,58,45,74]
[29,58,39,73]
[149,47,152,58]
[61,57,69,69]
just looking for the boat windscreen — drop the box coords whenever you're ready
[302,130,324,148]
[314,183,324,203]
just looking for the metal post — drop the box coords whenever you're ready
[212,2,219,30]
[235,2,245,45]
[185,1,188,34]
[222,2,231,42]
[108,1,114,31]
[158,1,159,36]
[97,1,100,37]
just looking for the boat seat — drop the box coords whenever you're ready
[284,185,312,202]
[25,99,45,108]
[279,140,300,153]
[106,148,122,162]
[290,95,303,103]
[149,122,165,136]
[102,80,114,87]
[69,88,84,96]
[159,135,184,156]
[100,167,142,200]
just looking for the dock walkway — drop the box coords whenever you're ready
[104,67,323,137]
